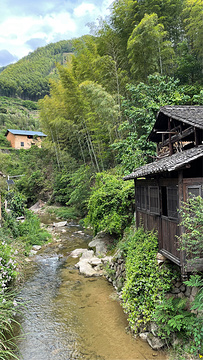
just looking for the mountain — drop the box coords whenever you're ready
[0,40,73,101]
[0,49,18,67]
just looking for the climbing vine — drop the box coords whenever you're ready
[120,226,175,332]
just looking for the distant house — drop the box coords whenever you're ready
[5,129,47,149]
[123,106,203,278]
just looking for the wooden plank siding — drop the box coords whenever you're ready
[160,218,180,259]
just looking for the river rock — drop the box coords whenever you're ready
[139,332,150,341]
[88,233,108,256]
[53,221,67,227]
[32,245,42,251]
[75,259,99,277]
[88,257,102,266]
[29,249,37,256]
[29,200,45,212]
[146,333,166,350]
[80,250,94,259]
[69,248,87,258]
[150,322,159,337]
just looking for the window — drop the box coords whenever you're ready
[149,186,159,214]
[27,135,33,139]
[146,187,149,211]
[21,142,24,147]
[136,186,147,210]
[167,187,178,219]
[161,186,168,216]
[136,187,141,209]
[141,187,146,210]
[187,186,202,199]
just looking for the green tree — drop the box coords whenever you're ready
[127,13,174,81]
[84,171,134,236]
[182,0,203,83]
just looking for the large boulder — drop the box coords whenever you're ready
[76,259,99,277]
[88,231,113,256]
[69,248,88,258]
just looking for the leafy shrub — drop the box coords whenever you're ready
[184,274,203,311]
[0,231,20,359]
[2,209,51,254]
[6,191,26,217]
[177,196,203,266]
[0,231,18,293]
[153,296,203,356]
[85,172,134,236]
[0,132,11,148]
[18,210,51,251]
[2,211,20,238]
[120,226,174,332]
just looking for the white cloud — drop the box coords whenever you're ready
[74,3,97,18]
[0,0,115,65]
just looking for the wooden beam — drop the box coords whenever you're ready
[168,118,173,155]
[162,126,194,146]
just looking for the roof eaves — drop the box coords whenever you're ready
[123,146,203,180]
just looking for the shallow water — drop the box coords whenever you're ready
[15,220,166,360]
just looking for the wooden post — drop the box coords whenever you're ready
[168,118,173,156]
[134,179,137,226]
[178,170,187,280]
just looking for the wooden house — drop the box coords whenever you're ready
[5,129,47,149]
[123,106,203,278]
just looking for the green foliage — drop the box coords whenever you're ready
[177,196,203,265]
[47,206,79,220]
[18,210,51,250]
[2,209,51,254]
[0,291,20,360]
[66,165,94,216]
[0,132,11,148]
[127,13,174,81]
[153,296,203,356]
[84,172,135,236]
[113,75,190,173]
[0,96,39,131]
[184,274,203,311]
[2,212,20,239]
[0,231,18,292]
[0,230,20,359]
[6,191,26,217]
[120,227,174,331]
[0,40,73,100]
[15,146,54,204]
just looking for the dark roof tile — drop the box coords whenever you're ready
[123,145,203,180]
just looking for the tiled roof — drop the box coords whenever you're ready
[6,129,47,137]
[158,105,203,129]
[123,145,203,180]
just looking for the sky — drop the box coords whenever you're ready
[0,0,114,66]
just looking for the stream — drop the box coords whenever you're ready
[14,217,166,360]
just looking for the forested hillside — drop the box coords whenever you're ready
[0,40,73,100]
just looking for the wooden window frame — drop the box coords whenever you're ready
[149,186,160,215]
[187,185,202,199]
[167,186,178,220]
